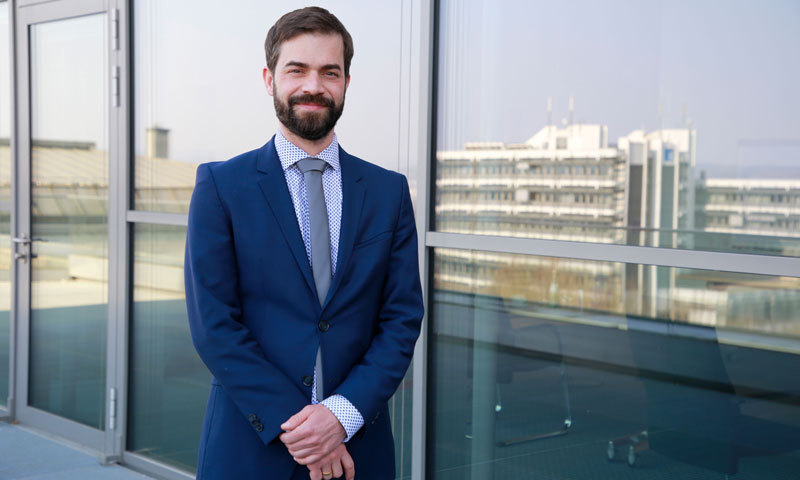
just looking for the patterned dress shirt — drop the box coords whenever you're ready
[274,130,365,442]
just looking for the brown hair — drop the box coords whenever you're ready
[265,7,354,77]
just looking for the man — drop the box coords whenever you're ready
[184,6,423,480]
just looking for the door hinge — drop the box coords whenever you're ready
[109,387,117,430]
[111,65,120,108]
[111,8,119,51]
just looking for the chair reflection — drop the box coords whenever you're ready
[468,296,572,447]
[608,315,800,477]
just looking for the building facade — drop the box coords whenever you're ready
[2,1,800,479]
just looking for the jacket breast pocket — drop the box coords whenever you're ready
[353,230,392,250]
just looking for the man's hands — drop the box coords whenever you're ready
[306,443,355,480]
[280,404,347,465]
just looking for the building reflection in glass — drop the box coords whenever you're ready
[436,123,800,257]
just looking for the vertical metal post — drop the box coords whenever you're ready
[5,0,18,421]
[410,0,434,478]
[105,0,131,464]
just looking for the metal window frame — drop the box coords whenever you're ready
[426,232,800,279]
[2,0,18,422]
[109,0,129,464]
[408,1,435,479]
[11,0,119,457]
[126,210,188,227]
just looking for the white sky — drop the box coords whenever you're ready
[134,0,403,169]
[2,0,799,179]
[438,0,800,178]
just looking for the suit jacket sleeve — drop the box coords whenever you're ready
[332,174,424,425]
[184,163,307,445]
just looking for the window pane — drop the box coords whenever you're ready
[435,0,800,257]
[0,0,10,408]
[133,0,406,213]
[127,223,210,471]
[28,13,108,428]
[427,248,800,479]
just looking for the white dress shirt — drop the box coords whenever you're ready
[274,130,365,442]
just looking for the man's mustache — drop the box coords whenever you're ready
[289,94,335,109]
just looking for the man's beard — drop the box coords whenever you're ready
[274,92,345,141]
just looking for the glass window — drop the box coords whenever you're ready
[427,248,800,479]
[127,223,210,472]
[0,0,9,408]
[127,222,416,477]
[133,0,407,213]
[435,0,800,257]
[28,13,108,428]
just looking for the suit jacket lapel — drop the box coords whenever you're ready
[255,139,317,300]
[322,148,365,312]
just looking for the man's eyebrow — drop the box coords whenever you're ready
[284,61,309,69]
[283,61,342,72]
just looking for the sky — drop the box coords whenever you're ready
[438,0,800,178]
[133,0,404,169]
[2,0,799,179]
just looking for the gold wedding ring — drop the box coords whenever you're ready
[322,472,331,476]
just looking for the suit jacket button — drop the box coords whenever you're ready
[248,414,257,423]
[254,422,264,432]
[318,320,330,332]
[302,375,313,386]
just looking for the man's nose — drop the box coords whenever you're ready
[301,72,324,94]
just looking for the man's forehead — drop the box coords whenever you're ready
[276,32,345,66]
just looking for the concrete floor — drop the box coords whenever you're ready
[0,421,153,480]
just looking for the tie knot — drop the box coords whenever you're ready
[297,157,327,174]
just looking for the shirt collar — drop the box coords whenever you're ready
[275,130,340,172]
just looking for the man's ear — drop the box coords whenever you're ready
[263,67,275,96]
[345,75,351,91]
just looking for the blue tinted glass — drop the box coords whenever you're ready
[428,249,800,479]
[127,223,210,472]
[435,0,800,257]
[28,13,108,428]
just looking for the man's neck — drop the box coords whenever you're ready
[278,124,335,157]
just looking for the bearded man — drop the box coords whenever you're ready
[184,6,423,480]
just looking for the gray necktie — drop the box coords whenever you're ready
[297,157,331,401]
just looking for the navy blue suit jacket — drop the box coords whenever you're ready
[184,137,424,479]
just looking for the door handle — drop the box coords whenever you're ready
[12,236,47,244]
[14,252,38,263]
[12,234,45,263]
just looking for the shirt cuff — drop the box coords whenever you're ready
[320,394,365,442]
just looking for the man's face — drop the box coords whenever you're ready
[264,33,350,141]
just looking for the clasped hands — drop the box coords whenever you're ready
[280,404,355,480]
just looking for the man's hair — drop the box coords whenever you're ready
[265,6,354,77]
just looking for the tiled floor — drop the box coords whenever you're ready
[0,421,153,480]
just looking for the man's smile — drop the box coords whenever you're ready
[295,103,327,111]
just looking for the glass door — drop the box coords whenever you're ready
[14,0,122,455]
